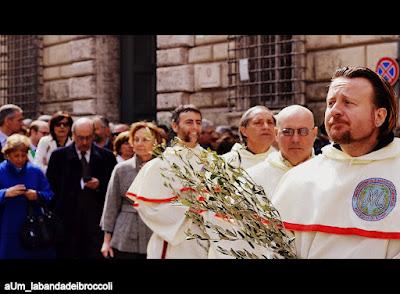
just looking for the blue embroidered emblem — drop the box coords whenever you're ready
[352,178,396,221]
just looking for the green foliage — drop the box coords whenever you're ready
[158,139,296,259]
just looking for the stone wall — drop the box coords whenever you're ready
[305,35,400,126]
[156,35,230,126]
[39,35,400,128]
[41,35,120,122]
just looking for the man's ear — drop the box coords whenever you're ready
[4,116,11,127]
[274,127,278,137]
[375,108,387,128]
[171,121,178,133]
[239,126,247,139]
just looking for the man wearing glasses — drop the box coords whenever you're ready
[273,66,400,258]
[47,118,117,258]
[207,105,317,259]
[27,120,50,162]
[247,105,317,202]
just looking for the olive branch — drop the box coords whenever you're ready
[153,139,296,259]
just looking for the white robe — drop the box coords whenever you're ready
[246,151,294,201]
[204,210,275,259]
[221,143,276,170]
[206,151,291,259]
[273,139,400,259]
[126,144,209,259]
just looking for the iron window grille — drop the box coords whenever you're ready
[0,35,42,118]
[228,35,306,112]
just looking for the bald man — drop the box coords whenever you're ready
[247,105,317,201]
[273,67,400,258]
[47,117,117,258]
[207,105,317,259]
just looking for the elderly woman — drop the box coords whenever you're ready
[0,134,54,259]
[113,131,134,163]
[34,111,73,173]
[100,121,165,259]
[222,105,277,169]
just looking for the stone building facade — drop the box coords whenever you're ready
[42,35,120,122]
[305,35,399,125]
[1,35,399,128]
[156,35,400,128]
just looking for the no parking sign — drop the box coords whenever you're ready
[376,57,399,86]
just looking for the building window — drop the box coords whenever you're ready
[0,35,42,118]
[228,35,305,112]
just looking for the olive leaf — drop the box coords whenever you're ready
[158,139,296,259]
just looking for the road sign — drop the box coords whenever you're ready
[376,57,399,86]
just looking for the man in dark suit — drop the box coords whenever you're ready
[47,117,117,258]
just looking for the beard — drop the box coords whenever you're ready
[327,122,375,145]
[328,129,352,144]
[182,132,200,144]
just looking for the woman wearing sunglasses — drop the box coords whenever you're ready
[34,111,73,173]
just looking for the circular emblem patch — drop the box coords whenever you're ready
[352,178,396,221]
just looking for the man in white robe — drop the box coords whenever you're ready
[207,105,317,259]
[273,66,400,258]
[247,105,317,201]
[222,106,276,170]
[126,105,208,258]
[206,105,278,259]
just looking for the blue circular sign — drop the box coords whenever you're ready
[376,57,399,86]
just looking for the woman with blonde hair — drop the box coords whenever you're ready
[0,134,54,259]
[100,121,166,259]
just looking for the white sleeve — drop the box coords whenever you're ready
[136,202,191,246]
[126,158,192,246]
[34,136,51,174]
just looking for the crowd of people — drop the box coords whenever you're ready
[1,65,400,259]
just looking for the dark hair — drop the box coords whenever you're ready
[171,104,202,124]
[113,131,130,155]
[332,66,398,140]
[49,111,73,141]
[0,104,23,126]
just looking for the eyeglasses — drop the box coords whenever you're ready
[55,122,69,128]
[280,128,312,137]
[38,130,50,136]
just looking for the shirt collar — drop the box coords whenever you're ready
[75,145,91,162]
[0,130,7,147]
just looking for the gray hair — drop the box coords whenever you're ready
[71,117,95,134]
[0,104,23,126]
[93,115,110,128]
[201,119,214,129]
[239,105,273,144]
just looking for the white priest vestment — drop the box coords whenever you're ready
[246,151,294,201]
[221,143,276,170]
[126,144,208,259]
[273,139,400,258]
[206,152,292,259]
